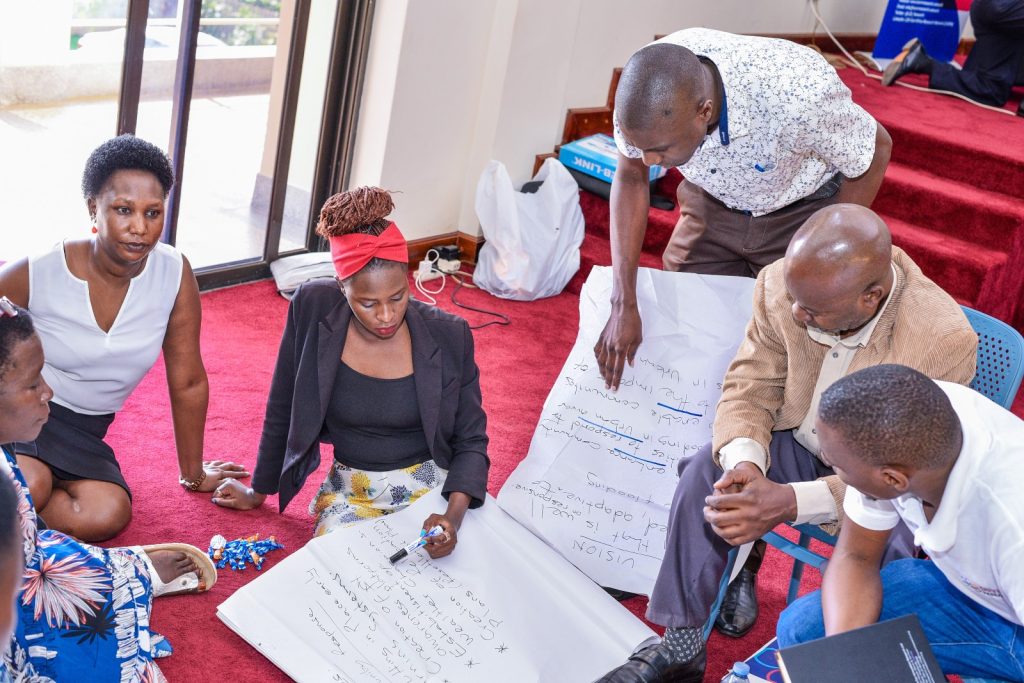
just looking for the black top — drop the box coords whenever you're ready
[326,362,431,471]
[252,279,490,512]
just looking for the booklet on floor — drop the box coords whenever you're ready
[776,615,944,683]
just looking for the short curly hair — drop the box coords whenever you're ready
[81,134,175,200]
[818,364,961,469]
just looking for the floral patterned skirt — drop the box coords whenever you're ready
[308,460,446,537]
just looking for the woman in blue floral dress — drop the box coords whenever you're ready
[0,300,215,682]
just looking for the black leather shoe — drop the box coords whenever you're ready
[597,643,705,683]
[714,567,759,638]
[881,38,933,86]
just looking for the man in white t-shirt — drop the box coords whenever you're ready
[776,364,1024,681]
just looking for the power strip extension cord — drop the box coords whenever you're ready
[416,259,444,282]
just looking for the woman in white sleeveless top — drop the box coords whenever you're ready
[0,135,248,542]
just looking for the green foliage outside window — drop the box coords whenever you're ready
[71,0,281,49]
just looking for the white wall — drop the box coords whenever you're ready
[350,0,502,239]
[351,0,891,241]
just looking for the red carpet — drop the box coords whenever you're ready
[838,67,1024,332]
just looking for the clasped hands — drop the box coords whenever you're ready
[703,461,798,546]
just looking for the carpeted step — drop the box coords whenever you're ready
[573,207,1003,311]
[873,163,1024,253]
[881,116,1024,201]
[577,190,611,241]
[566,232,663,296]
[837,69,1024,199]
[577,189,679,251]
[884,215,1008,306]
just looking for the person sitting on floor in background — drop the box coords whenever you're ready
[598,204,977,683]
[881,0,1024,112]
[778,364,1024,682]
[0,473,19,683]
[212,187,489,556]
[0,298,217,682]
[0,134,249,543]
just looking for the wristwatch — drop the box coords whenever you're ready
[179,470,207,492]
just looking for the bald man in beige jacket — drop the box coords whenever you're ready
[601,204,977,683]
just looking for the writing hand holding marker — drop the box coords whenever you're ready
[389,525,445,564]
[420,492,471,559]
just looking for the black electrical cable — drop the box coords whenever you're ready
[450,277,510,330]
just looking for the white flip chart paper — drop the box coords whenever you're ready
[497,267,755,595]
[218,488,657,683]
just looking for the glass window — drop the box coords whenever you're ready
[171,0,285,269]
[0,2,130,260]
[0,0,358,277]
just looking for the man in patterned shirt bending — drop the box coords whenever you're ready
[598,204,977,683]
[593,27,892,638]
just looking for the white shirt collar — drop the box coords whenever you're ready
[903,412,983,552]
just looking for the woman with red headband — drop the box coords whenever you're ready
[213,187,489,555]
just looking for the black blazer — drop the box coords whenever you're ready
[252,279,489,512]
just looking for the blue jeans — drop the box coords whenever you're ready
[777,559,1024,682]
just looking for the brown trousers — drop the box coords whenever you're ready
[662,176,843,276]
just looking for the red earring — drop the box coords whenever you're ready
[91,226,98,234]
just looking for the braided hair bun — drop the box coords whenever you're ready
[316,186,395,238]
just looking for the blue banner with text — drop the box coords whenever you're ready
[873,0,969,63]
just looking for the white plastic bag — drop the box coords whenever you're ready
[473,158,585,300]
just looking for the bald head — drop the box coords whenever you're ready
[617,43,709,133]
[784,204,894,335]
[787,204,892,291]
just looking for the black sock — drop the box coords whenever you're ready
[661,626,702,663]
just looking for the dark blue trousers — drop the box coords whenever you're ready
[930,0,1024,106]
